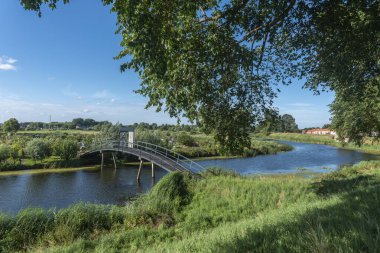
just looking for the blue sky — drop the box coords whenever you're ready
[0,0,334,128]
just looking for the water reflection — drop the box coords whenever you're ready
[0,166,167,214]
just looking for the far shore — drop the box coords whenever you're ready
[268,133,380,155]
[0,166,99,177]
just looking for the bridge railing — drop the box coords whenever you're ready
[91,140,204,173]
[134,141,204,173]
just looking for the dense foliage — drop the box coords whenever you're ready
[0,144,10,163]
[20,0,379,150]
[25,139,51,162]
[53,139,79,160]
[257,110,299,134]
[2,118,20,133]
[176,133,198,147]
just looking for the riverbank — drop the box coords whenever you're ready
[269,132,380,155]
[1,160,379,252]
[0,166,99,177]
[174,137,293,158]
[0,137,292,173]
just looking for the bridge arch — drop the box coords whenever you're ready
[80,141,205,174]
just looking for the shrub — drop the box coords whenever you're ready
[25,139,51,162]
[54,139,79,160]
[9,143,22,164]
[141,172,193,215]
[135,130,166,147]
[0,144,10,163]
[176,133,198,147]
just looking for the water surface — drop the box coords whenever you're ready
[197,141,380,174]
[0,141,378,213]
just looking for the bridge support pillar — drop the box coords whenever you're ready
[112,152,117,170]
[151,163,155,178]
[100,151,104,171]
[137,159,143,181]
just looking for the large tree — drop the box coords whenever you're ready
[281,114,299,133]
[3,118,20,133]
[20,0,379,150]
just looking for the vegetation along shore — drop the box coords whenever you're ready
[1,161,379,252]
[268,133,380,155]
[0,119,293,173]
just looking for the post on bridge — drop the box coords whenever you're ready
[100,150,104,171]
[119,125,135,148]
[137,158,143,181]
[112,152,117,170]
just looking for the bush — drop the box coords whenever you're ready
[54,139,79,160]
[135,130,166,147]
[139,172,193,215]
[176,133,198,147]
[0,144,10,163]
[9,143,22,164]
[25,139,51,162]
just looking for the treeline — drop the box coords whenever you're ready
[256,111,299,134]
[2,115,303,135]
[21,118,113,131]
[0,117,199,132]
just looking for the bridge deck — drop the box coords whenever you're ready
[80,141,204,173]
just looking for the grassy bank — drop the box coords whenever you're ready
[174,135,293,158]
[1,161,380,252]
[0,166,99,177]
[269,132,380,155]
[0,156,98,173]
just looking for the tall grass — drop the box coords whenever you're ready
[1,161,380,252]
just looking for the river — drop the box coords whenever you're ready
[0,141,378,213]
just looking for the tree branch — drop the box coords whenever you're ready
[256,31,269,72]
[198,0,250,23]
[238,0,296,43]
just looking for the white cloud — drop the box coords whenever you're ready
[62,86,82,100]
[287,103,314,107]
[7,58,17,64]
[90,89,118,104]
[0,56,17,71]
[92,89,113,99]
[0,94,179,125]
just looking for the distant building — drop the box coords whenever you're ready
[303,128,336,136]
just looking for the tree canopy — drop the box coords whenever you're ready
[3,118,20,133]
[20,0,379,150]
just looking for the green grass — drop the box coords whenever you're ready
[269,132,380,155]
[0,156,97,173]
[0,166,99,177]
[174,134,293,158]
[1,161,380,252]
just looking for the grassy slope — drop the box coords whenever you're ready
[269,132,380,155]
[1,161,380,252]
